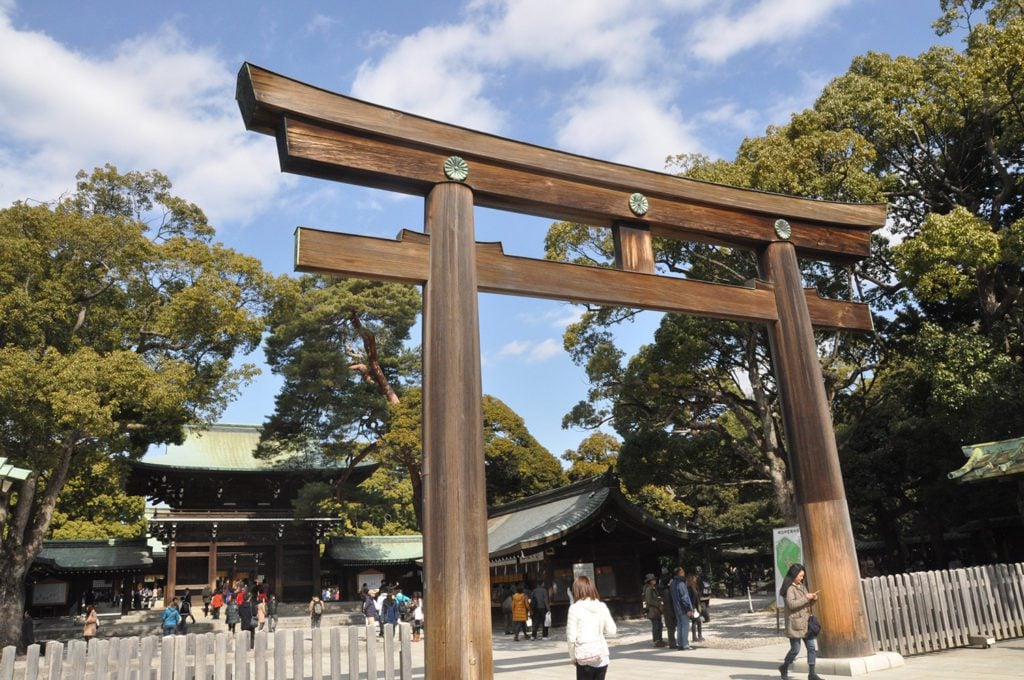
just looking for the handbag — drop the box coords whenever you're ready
[574,639,604,666]
[544,610,552,628]
[807,614,821,638]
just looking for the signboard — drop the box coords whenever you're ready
[572,562,595,583]
[357,569,384,593]
[772,526,803,607]
[32,580,69,606]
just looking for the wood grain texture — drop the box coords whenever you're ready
[238,64,886,260]
[801,499,874,658]
[294,227,874,331]
[280,116,873,261]
[612,223,655,274]
[760,241,872,658]
[421,183,493,679]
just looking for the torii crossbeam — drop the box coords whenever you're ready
[238,63,884,678]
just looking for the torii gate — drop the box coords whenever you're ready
[237,63,884,678]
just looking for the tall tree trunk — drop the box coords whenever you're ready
[0,551,31,649]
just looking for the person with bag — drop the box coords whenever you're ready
[309,594,324,629]
[238,596,256,648]
[642,573,666,647]
[177,596,196,634]
[779,563,824,680]
[531,581,551,639]
[511,585,530,641]
[565,575,616,679]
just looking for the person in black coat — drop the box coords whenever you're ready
[238,597,256,648]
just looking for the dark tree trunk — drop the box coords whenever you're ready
[0,552,31,649]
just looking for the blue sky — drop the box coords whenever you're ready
[0,1,963,459]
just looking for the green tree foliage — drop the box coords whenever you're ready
[49,458,147,539]
[0,165,274,647]
[261,276,567,529]
[482,395,567,504]
[561,432,619,481]
[801,0,1024,566]
[543,2,1024,551]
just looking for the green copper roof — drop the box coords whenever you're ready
[949,436,1024,483]
[142,423,327,471]
[36,539,153,573]
[327,535,424,565]
[327,474,689,565]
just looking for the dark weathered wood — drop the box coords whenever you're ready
[238,63,885,262]
[421,183,492,679]
[759,241,873,658]
[612,223,655,274]
[278,116,875,261]
[294,227,874,332]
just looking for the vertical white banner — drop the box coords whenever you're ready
[772,526,803,607]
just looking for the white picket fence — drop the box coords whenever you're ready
[0,623,413,680]
[861,562,1024,656]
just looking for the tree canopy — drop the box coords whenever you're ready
[259,275,566,532]
[0,165,276,647]
[544,0,1024,563]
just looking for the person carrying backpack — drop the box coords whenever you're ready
[310,595,324,628]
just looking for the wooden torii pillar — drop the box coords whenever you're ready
[237,63,885,675]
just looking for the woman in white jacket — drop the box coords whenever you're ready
[565,575,617,679]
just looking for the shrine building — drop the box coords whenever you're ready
[326,472,691,622]
[125,423,377,602]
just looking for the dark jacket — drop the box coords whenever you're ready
[225,601,240,625]
[381,599,400,625]
[239,601,255,630]
[643,583,662,619]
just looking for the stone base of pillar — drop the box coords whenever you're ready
[792,652,904,676]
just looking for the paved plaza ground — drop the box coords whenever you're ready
[26,596,1023,678]
[484,597,1024,679]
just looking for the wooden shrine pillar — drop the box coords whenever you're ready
[758,241,872,658]
[166,544,178,606]
[274,541,284,600]
[207,540,218,588]
[422,181,492,678]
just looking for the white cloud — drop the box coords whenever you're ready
[0,10,284,226]
[689,0,852,63]
[351,0,711,136]
[497,339,532,358]
[495,337,563,363]
[304,13,337,36]
[527,338,563,363]
[556,83,703,169]
[351,23,507,132]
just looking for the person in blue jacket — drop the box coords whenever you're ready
[670,567,695,651]
[161,598,181,636]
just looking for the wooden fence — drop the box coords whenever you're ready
[861,562,1024,656]
[0,623,413,680]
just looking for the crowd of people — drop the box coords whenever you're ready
[359,583,424,641]
[641,566,711,651]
